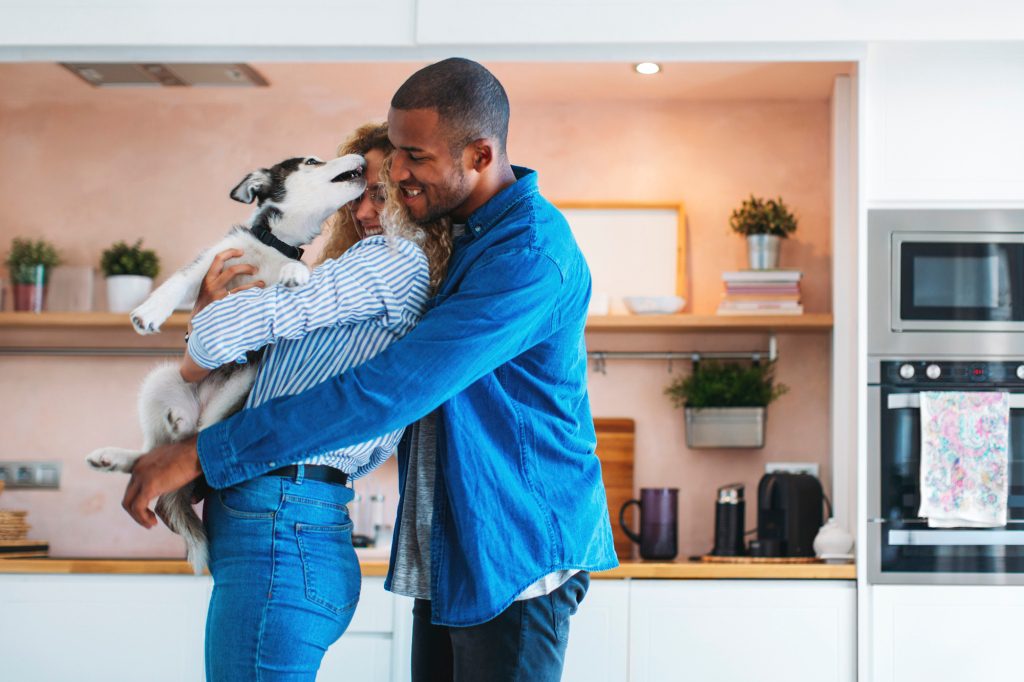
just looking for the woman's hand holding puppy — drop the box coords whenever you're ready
[181,248,265,383]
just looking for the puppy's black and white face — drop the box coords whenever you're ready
[231,154,366,243]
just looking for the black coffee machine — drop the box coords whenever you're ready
[751,472,824,558]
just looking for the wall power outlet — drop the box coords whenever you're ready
[765,461,820,478]
[0,461,61,490]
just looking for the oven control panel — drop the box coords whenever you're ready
[884,360,1024,385]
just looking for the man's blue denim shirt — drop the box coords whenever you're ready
[197,166,619,626]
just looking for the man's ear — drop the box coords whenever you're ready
[229,169,272,204]
[468,139,494,172]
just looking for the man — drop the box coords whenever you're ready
[124,57,617,681]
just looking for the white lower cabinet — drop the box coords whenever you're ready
[0,574,211,682]
[0,574,855,681]
[871,585,1024,682]
[0,574,407,682]
[563,579,630,682]
[629,580,856,682]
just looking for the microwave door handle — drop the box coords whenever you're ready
[887,394,1024,409]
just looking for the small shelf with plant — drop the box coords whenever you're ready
[665,360,788,449]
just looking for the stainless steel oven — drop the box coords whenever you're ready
[868,359,1024,584]
[869,209,1024,357]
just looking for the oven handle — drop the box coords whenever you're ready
[887,393,1024,409]
[890,529,1024,546]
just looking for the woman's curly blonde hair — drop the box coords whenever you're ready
[321,122,452,292]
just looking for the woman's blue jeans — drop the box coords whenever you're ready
[203,468,360,681]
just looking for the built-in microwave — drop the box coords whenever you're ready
[869,209,1024,357]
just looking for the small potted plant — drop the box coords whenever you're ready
[6,238,61,312]
[729,195,798,270]
[101,239,160,313]
[665,361,788,448]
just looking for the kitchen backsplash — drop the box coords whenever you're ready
[0,63,831,559]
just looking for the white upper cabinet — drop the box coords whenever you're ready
[866,42,1024,205]
[0,0,416,47]
[416,0,1024,45]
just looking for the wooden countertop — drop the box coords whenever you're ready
[0,558,391,577]
[0,558,854,580]
[596,559,855,580]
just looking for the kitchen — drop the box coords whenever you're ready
[0,3,1023,681]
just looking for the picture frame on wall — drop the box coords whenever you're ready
[556,201,689,316]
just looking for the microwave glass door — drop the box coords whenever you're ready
[900,241,1024,323]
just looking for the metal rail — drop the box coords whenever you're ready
[588,335,778,374]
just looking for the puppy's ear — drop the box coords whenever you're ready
[230,169,272,204]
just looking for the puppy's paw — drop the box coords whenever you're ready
[279,262,310,288]
[86,448,137,473]
[130,298,173,335]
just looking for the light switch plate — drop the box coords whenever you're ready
[765,461,820,478]
[0,461,61,489]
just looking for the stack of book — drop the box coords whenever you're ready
[717,270,803,316]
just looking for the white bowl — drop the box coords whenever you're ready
[623,295,685,315]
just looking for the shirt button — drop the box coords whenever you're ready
[268,461,277,468]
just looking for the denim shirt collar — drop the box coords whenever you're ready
[464,166,537,240]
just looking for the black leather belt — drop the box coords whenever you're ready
[264,464,348,486]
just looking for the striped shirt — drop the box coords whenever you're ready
[187,235,429,478]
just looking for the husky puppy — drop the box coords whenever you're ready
[86,154,366,573]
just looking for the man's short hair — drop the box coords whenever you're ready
[391,58,510,159]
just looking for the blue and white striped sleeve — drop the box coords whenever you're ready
[187,237,427,370]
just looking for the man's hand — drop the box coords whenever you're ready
[122,436,204,528]
[191,248,265,317]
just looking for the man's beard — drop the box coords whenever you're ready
[409,163,473,225]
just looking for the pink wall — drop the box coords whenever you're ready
[0,63,832,560]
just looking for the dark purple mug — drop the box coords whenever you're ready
[619,487,679,560]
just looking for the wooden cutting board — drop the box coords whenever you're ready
[595,418,635,560]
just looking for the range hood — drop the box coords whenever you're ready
[61,63,269,87]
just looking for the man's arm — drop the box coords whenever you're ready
[197,247,567,488]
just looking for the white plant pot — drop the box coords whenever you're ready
[106,275,153,313]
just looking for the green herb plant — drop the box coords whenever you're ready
[665,361,788,409]
[6,238,61,284]
[729,195,798,238]
[101,239,160,279]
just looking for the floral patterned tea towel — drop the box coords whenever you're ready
[919,391,1010,528]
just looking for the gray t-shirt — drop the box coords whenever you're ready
[389,410,437,600]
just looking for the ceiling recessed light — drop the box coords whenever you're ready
[634,62,661,76]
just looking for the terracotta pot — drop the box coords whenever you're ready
[13,283,46,312]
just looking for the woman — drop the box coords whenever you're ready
[187,122,450,681]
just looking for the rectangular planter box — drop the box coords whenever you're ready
[684,407,765,449]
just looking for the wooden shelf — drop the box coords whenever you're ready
[0,312,832,334]
[585,313,833,333]
[0,312,189,329]
[0,312,831,356]
[0,312,189,354]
